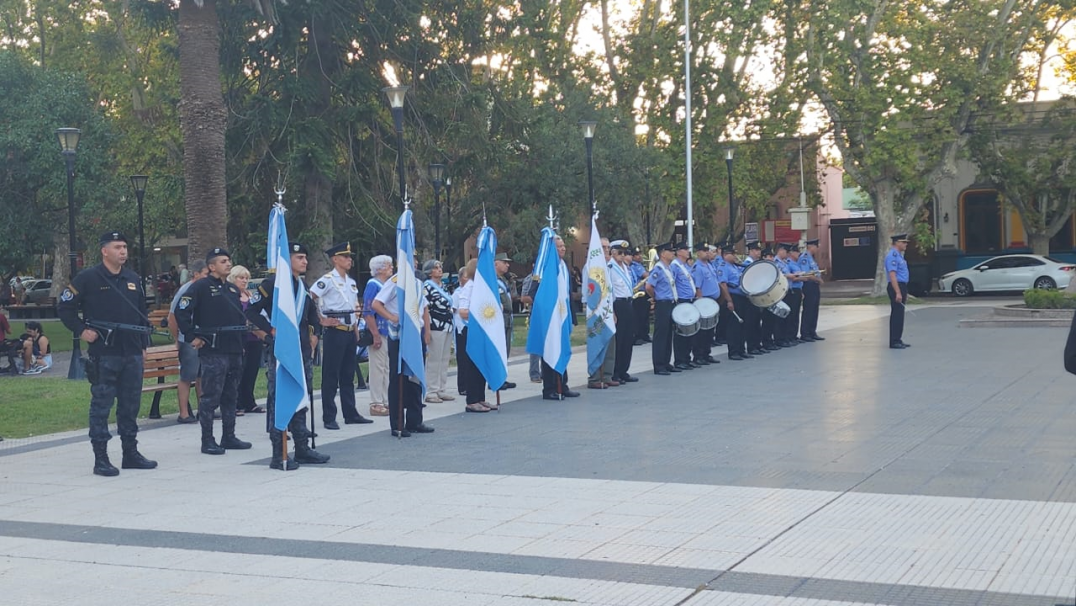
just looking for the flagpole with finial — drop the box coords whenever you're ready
[484,202,502,412]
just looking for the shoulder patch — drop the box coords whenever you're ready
[250,290,262,304]
[316,280,326,289]
[391,275,398,283]
[60,288,75,302]
[178,296,192,310]
[351,283,358,291]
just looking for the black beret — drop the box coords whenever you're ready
[98,231,128,246]
[205,247,230,263]
[290,243,309,256]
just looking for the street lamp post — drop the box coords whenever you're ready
[725,147,735,247]
[428,163,445,258]
[383,86,409,208]
[56,127,83,380]
[579,121,597,211]
[444,177,452,266]
[129,175,149,286]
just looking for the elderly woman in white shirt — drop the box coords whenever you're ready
[422,260,456,404]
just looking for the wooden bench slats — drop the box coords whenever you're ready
[143,383,179,393]
[143,344,181,418]
[142,368,181,379]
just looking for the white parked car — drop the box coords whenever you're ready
[937,254,1075,296]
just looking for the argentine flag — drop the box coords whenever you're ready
[525,227,572,373]
[584,215,615,375]
[267,206,308,431]
[467,226,509,390]
[395,209,427,396]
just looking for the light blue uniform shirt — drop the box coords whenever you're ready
[692,260,721,298]
[885,248,909,282]
[671,260,696,300]
[801,250,820,273]
[646,262,676,301]
[787,257,804,290]
[724,263,745,296]
[629,261,647,283]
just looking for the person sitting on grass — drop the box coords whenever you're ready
[20,321,51,375]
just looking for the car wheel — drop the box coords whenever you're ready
[1033,276,1056,290]
[952,278,973,297]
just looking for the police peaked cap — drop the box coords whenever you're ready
[694,242,709,252]
[805,238,820,246]
[325,242,354,257]
[891,233,909,243]
[610,240,630,252]
[747,241,762,251]
[674,241,690,251]
[656,242,674,253]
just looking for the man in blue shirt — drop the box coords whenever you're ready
[711,242,728,347]
[629,247,651,345]
[759,248,779,349]
[721,245,751,361]
[886,233,911,349]
[743,241,766,355]
[646,243,677,375]
[799,239,825,341]
[670,242,700,370]
[773,243,801,348]
[690,242,721,365]
[787,244,807,344]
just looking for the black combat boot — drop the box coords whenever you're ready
[220,433,252,450]
[200,420,225,455]
[92,441,119,477]
[294,440,330,464]
[269,430,298,471]
[120,438,158,470]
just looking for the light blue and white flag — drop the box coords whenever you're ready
[395,209,427,396]
[584,216,615,375]
[467,226,509,390]
[268,205,308,431]
[525,227,572,373]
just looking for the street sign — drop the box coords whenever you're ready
[745,222,759,243]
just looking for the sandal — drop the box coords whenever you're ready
[235,409,245,416]
[370,403,390,417]
[465,403,491,413]
[250,406,266,413]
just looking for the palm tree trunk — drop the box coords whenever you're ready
[178,0,228,262]
[299,8,337,282]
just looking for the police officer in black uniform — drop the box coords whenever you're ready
[245,243,330,470]
[58,231,157,477]
[174,248,253,455]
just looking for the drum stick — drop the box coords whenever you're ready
[732,310,744,324]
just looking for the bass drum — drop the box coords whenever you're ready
[741,260,788,308]
[671,302,701,337]
[693,297,720,330]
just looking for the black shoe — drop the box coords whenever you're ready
[220,434,252,450]
[694,359,710,365]
[391,429,411,437]
[889,343,907,349]
[668,366,682,373]
[177,415,198,424]
[741,352,755,359]
[811,335,825,341]
[201,439,225,455]
[543,393,565,400]
[295,447,330,464]
[500,381,517,390]
[764,345,780,351]
[728,353,746,361]
[674,363,692,371]
[324,421,340,430]
[634,339,645,346]
[705,357,721,364]
[747,349,765,356]
[121,450,158,470]
[654,369,671,376]
[620,374,639,382]
[688,361,703,368]
[408,424,435,434]
[562,390,581,398]
[92,443,119,477]
[270,457,300,471]
[344,416,374,425]
[898,341,911,348]
[797,338,812,343]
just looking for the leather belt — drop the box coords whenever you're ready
[332,324,354,332]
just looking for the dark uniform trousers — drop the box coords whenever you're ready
[541,360,570,397]
[743,302,761,351]
[887,282,907,345]
[88,354,145,444]
[724,295,749,355]
[612,298,634,378]
[265,348,315,441]
[761,307,777,347]
[651,299,674,370]
[673,299,694,365]
[633,293,651,342]
[198,351,242,435]
[693,297,717,361]
[801,281,820,337]
[387,339,424,431]
[321,327,360,424]
[457,328,487,405]
[238,340,264,411]
[784,290,803,342]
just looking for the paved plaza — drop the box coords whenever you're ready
[1,303,1074,605]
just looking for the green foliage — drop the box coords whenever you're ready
[1023,288,1076,309]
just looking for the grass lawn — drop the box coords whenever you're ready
[10,318,172,353]
[0,315,582,439]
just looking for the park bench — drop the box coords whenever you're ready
[6,298,57,320]
[143,344,181,419]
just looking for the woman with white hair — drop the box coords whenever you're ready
[362,255,394,417]
[422,260,456,403]
[455,260,492,412]
[228,265,266,415]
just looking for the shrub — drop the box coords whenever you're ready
[1023,288,1076,309]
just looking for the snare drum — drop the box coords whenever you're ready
[671,302,701,337]
[741,261,788,308]
[693,297,720,330]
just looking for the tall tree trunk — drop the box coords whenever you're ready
[177,0,228,263]
[300,9,336,283]
[1029,232,1050,256]
[50,229,70,297]
[869,180,915,297]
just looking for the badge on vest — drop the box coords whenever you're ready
[127,282,137,290]
[60,288,74,302]
[179,296,191,310]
